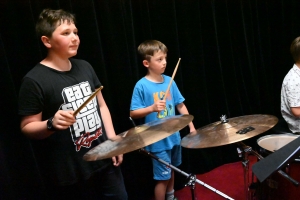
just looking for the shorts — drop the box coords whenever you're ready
[151,145,182,180]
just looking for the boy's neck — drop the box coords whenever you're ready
[145,73,163,83]
[41,55,72,71]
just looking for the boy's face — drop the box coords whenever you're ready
[47,20,80,58]
[144,50,167,74]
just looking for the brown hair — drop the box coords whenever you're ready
[290,36,300,63]
[35,9,76,38]
[137,40,168,61]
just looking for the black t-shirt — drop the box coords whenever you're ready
[18,58,111,186]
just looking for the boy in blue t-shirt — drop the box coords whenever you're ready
[130,40,195,200]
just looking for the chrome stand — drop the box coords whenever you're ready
[139,148,234,200]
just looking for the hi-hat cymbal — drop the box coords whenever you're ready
[181,114,278,149]
[84,114,194,161]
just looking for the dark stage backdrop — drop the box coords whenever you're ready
[1,0,300,199]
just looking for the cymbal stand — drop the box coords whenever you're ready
[185,173,196,200]
[236,142,254,200]
[139,148,234,200]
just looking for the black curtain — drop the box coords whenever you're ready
[1,0,300,199]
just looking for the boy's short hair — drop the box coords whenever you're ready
[137,40,168,61]
[290,36,300,63]
[36,9,76,38]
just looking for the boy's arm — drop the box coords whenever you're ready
[290,107,300,117]
[130,100,166,119]
[176,102,196,133]
[20,110,76,140]
[96,89,123,166]
[97,91,116,139]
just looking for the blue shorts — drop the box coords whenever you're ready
[152,145,182,180]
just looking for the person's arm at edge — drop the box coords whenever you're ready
[291,107,300,118]
[176,102,196,133]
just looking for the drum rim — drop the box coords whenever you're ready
[257,133,299,143]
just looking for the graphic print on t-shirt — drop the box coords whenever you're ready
[61,81,102,151]
[153,90,175,118]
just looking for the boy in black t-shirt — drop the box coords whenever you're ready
[18,8,127,200]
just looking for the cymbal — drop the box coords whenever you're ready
[83,114,194,161]
[181,114,278,149]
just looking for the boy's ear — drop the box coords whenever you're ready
[142,60,149,68]
[41,36,51,48]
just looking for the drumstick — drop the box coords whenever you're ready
[73,86,103,116]
[157,58,181,117]
[163,58,181,101]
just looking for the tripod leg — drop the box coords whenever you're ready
[185,174,196,200]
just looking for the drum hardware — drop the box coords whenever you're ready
[84,115,234,199]
[220,115,229,123]
[237,142,299,200]
[252,135,300,183]
[185,174,197,200]
[257,134,299,153]
[138,148,234,200]
[236,126,255,134]
[129,117,233,200]
[236,142,253,200]
[181,114,278,200]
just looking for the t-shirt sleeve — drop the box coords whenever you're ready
[130,83,146,111]
[284,82,300,107]
[18,77,44,116]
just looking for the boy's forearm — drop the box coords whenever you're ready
[130,106,154,119]
[176,103,196,132]
[176,103,188,115]
[21,121,55,140]
[100,105,117,139]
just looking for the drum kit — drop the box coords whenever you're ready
[82,113,300,200]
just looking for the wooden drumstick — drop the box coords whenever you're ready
[73,86,103,116]
[157,58,181,117]
[163,58,181,101]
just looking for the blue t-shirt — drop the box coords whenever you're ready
[130,75,185,152]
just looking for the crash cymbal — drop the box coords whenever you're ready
[181,114,278,149]
[83,114,194,161]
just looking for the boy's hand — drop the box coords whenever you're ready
[53,110,77,130]
[152,100,166,112]
[190,127,197,133]
[112,154,123,166]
